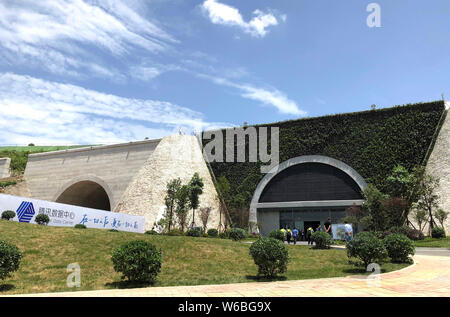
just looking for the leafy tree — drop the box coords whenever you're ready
[434,209,449,230]
[412,209,428,233]
[362,184,389,231]
[199,207,211,233]
[188,173,204,227]
[162,178,182,232]
[343,204,367,232]
[383,197,408,228]
[411,167,441,234]
[175,184,190,231]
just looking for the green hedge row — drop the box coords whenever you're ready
[203,101,446,209]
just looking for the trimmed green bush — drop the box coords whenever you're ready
[249,238,289,278]
[346,232,388,267]
[35,214,50,225]
[431,227,446,239]
[383,234,415,263]
[207,229,218,237]
[145,230,159,235]
[311,231,332,249]
[186,227,202,237]
[269,229,285,241]
[109,229,119,233]
[74,224,87,229]
[1,210,16,221]
[0,240,22,280]
[167,229,185,236]
[229,228,247,241]
[111,240,162,283]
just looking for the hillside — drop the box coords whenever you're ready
[0,221,407,295]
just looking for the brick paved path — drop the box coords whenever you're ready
[10,255,450,297]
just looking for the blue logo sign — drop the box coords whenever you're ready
[16,201,35,223]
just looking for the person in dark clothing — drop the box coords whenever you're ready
[324,218,333,243]
[286,227,292,244]
[306,226,314,245]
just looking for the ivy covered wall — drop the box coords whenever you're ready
[203,101,446,210]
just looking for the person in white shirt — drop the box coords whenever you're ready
[344,221,353,242]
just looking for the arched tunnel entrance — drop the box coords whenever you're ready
[56,181,111,211]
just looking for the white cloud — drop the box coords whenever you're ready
[201,0,282,37]
[0,0,176,79]
[198,74,306,116]
[0,73,231,145]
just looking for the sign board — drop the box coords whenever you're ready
[0,194,145,233]
[332,223,353,240]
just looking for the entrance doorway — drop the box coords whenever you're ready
[304,221,320,233]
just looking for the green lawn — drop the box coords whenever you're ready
[414,237,450,248]
[0,221,409,295]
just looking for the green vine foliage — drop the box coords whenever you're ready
[204,101,445,210]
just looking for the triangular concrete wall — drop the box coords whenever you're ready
[115,134,223,231]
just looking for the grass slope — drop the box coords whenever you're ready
[414,237,450,248]
[0,221,408,295]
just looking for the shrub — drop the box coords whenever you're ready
[207,228,218,237]
[35,214,50,225]
[405,228,424,241]
[383,234,415,263]
[145,230,158,235]
[229,228,247,241]
[219,231,229,239]
[74,224,87,229]
[249,238,289,278]
[431,227,446,239]
[109,229,119,233]
[111,240,162,283]
[186,227,202,237]
[311,231,332,249]
[269,230,285,241]
[346,232,388,267]
[0,240,22,280]
[1,210,16,221]
[167,229,185,236]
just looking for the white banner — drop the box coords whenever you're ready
[0,194,145,233]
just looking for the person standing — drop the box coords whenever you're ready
[306,226,314,245]
[344,221,353,243]
[286,227,292,244]
[292,227,299,245]
[324,218,333,243]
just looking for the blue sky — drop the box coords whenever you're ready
[0,0,449,145]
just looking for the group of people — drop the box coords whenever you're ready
[280,218,353,245]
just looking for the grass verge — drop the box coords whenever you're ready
[0,221,409,295]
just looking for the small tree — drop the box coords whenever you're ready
[188,173,204,227]
[412,209,428,233]
[383,197,408,228]
[199,207,211,233]
[162,178,182,233]
[362,184,389,231]
[412,167,441,234]
[175,185,190,232]
[0,240,22,280]
[434,209,449,230]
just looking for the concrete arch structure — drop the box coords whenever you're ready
[53,175,114,211]
[249,155,368,235]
